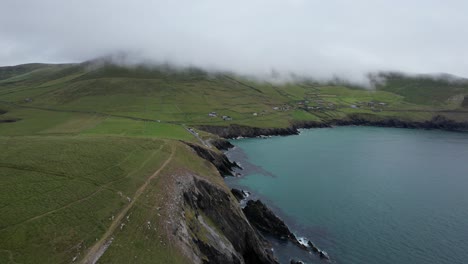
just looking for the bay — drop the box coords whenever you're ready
[226,127,468,264]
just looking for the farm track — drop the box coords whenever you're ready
[80,144,175,264]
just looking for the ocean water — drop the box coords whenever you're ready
[225,127,468,264]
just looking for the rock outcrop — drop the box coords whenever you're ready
[330,114,468,131]
[231,188,249,202]
[184,142,240,176]
[198,114,468,139]
[176,176,278,264]
[210,138,235,150]
[290,259,304,264]
[307,241,330,260]
[197,124,300,139]
[243,200,297,242]
[242,200,331,261]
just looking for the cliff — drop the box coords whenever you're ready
[243,200,297,242]
[171,174,278,264]
[209,138,235,151]
[331,114,468,131]
[197,124,300,139]
[175,142,311,263]
[198,114,468,138]
[184,141,240,176]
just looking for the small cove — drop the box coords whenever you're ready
[226,126,468,264]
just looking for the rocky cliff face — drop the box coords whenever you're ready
[209,139,235,151]
[331,114,468,131]
[197,124,300,139]
[184,142,240,176]
[177,143,327,263]
[243,200,297,242]
[172,174,278,264]
[198,114,468,138]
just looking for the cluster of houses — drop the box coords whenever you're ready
[205,99,389,121]
[357,101,387,107]
[208,110,262,121]
[306,102,336,111]
[208,112,232,121]
[298,99,388,112]
[353,101,388,110]
[272,105,291,111]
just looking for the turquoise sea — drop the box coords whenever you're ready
[226,127,468,264]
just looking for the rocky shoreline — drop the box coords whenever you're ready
[198,114,468,139]
[189,114,468,263]
[185,140,328,263]
[233,190,331,262]
[176,175,278,264]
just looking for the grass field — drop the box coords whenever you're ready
[0,136,176,263]
[1,61,468,263]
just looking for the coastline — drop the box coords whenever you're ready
[217,126,468,264]
[197,114,468,139]
[188,114,468,263]
[196,116,468,263]
[224,142,334,264]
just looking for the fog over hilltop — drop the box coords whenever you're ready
[1,0,468,86]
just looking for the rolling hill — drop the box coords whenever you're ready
[1,60,468,264]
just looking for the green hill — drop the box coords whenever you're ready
[1,61,468,264]
[2,61,468,134]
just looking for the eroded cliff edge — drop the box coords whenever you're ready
[168,173,278,264]
[197,114,468,138]
[179,141,329,263]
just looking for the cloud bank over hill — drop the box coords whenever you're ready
[1,0,468,85]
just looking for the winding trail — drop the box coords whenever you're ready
[184,126,211,148]
[80,144,176,264]
[0,144,164,232]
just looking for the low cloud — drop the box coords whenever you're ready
[1,0,468,86]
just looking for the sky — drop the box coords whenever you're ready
[1,0,468,84]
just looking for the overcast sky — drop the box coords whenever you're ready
[1,0,468,83]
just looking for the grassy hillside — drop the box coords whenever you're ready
[0,64,55,81]
[2,62,468,132]
[377,72,468,106]
[0,136,172,263]
[1,61,468,263]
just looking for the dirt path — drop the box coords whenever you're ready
[0,145,165,233]
[184,126,211,148]
[80,144,176,264]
